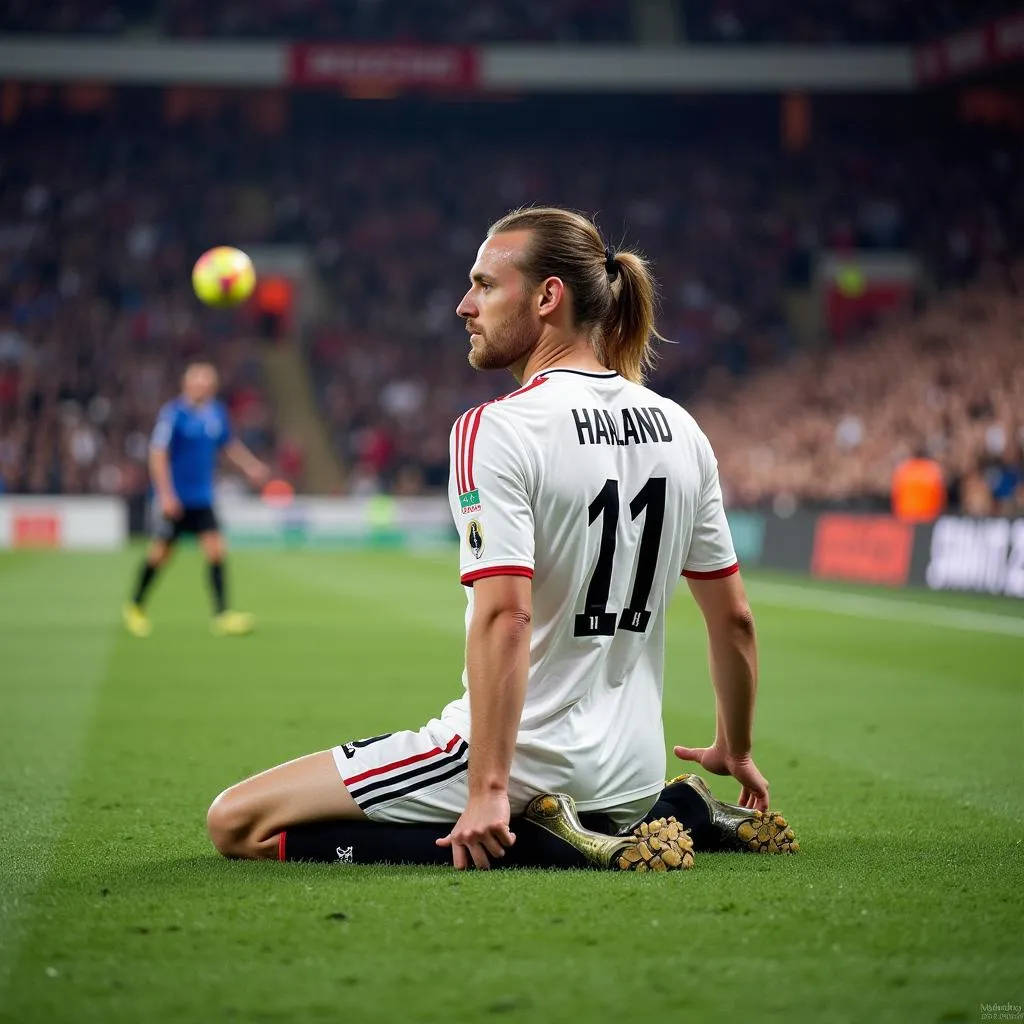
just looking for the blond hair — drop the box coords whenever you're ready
[488,206,662,384]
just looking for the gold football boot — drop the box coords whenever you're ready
[666,774,799,854]
[525,793,694,873]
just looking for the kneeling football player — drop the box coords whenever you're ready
[207,209,798,870]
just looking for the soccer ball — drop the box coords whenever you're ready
[192,246,256,308]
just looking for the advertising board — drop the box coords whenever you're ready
[0,497,126,550]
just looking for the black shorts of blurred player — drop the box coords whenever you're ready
[147,504,227,586]
[155,505,220,545]
[123,503,252,636]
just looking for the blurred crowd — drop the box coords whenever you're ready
[0,103,1021,511]
[302,127,1020,505]
[682,0,1019,44]
[0,0,629,42]
[0,305,274,500]
[306,134,796,496]
[165,0,630,42]
[0,126,278,498]
[1,0,1015,42]
[694,264,1024,516]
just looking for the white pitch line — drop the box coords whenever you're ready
[747,580,1024,638]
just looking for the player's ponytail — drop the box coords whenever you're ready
[488,206,662,385]
[601,249,660,386]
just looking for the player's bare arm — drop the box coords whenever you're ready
[149,444,181,520]
[223,438,270,488]
[437,574,532,870]
[675,571,770,811]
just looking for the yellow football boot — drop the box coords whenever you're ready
[122,603,152,638]
[211,610,255,637]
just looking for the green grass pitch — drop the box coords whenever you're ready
[1,547,1021,1024]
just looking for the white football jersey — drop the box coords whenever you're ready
[443,367,737,814]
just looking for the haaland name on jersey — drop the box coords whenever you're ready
[571,406,674,447]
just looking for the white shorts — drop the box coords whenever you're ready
[331,718,657,830]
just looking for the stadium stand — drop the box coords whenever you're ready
[0,98,1020,509]
[0,126,277,499]
[693,263,1024,515]
[1,0,1017,41]
[0,0,632,41]
[681,0,1022,44]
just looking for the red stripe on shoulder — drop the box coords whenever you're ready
[464,376,549,490]
[453,414,462,493]
[465,404,487,490]
[503,376,550,403]
[457,404,489,494]
[453,410,472,494]
[682,563,740,580]
[461,565,535,586]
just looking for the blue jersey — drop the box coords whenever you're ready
[151,398,232,508]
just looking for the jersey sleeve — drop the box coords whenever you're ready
[682,433,738,579]
[448,406,535,587]
[150,403,176,451]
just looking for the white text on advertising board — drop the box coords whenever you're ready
[925,516,1024,598]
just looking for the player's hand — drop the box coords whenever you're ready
[673,742,770,812]
[246,462,271,489]
[160,493,183,520]
[436,791,516,870]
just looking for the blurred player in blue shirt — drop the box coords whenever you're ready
[123,362,269,637]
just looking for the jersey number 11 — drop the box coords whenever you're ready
[575,477,666,637]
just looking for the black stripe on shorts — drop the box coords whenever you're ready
[358,757,470,812]
[350,733,393,749]
[348,740,469,802]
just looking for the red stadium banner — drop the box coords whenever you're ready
[824,277,915,344]
[289,44,479,91]
[915,11,1024,84]
[12,512,61,548]
[811,515,914,588]
[819,252,920,344]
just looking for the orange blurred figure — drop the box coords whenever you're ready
[891,457,945,523]
[261,478,295,508]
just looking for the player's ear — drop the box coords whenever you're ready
[536,276,565,319]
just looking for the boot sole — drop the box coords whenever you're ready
[526,795,695,872]
[668,774,800,854]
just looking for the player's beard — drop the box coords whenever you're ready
[467,298,539,372]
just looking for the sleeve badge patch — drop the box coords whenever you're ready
[466,519,484,559]
[459,488,482,514]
